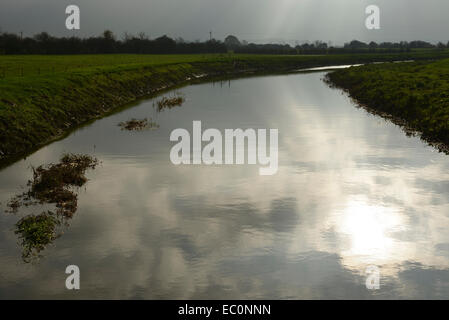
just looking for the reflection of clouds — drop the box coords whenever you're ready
[0,73,448,298]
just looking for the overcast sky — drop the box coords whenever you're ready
[1,0,449,45]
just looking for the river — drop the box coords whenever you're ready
[0,71,448,299]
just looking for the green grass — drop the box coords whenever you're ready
[327,59,449,150]
[0,54,229,78]
[2,50,448,78]
[2,50,449,163]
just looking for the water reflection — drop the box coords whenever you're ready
[0,73,448,299]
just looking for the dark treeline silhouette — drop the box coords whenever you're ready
[0,30,227,54]
[1,30,448,55]
[226,36,449,55]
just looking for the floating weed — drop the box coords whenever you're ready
[15,211,60,262]
[4,153,99,262]
[6,196,21,214]
[26,153,98,216]
[154,93,185,112]
[118,118,159,131]
[30,154,98,193]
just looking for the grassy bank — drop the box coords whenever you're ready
[2,50,449,163]
[326,59,449,152]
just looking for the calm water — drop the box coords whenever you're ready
[0,72,448,299]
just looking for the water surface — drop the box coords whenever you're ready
[0,72,448,299]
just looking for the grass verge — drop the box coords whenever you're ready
[326,59,449,153]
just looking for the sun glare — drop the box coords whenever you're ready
[339,200,402,259]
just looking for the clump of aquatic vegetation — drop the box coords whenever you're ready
[6,196,21,214]
[326,59,449,152]
[27,153,99,216]
[5,153,99,261]
[118,118,159,131]
[15,212,60,262]
[155,93,185,112]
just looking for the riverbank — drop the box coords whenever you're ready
[2,51,449,164]
[326,58,449,153]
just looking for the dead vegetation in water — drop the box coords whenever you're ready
[6,197,21,214]
[118,118,159,131]
[4,153,99,261]
[26,153,98,217]
[154,93,185,112]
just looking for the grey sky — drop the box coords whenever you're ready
[1,0,448,45]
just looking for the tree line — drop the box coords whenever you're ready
[0,30,227,54]
[227,36,449,55]
[0,30,448,55]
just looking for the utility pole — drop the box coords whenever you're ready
[209,31,212,41]
[20,31,23,40]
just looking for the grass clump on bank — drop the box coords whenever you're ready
[326,59,449,152]
[2,51,449,164]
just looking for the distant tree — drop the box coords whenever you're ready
[314,40,327,49]
[409,40,434,48]
[122,32,132,42]
[103,30,115,41]
[153,35,177,53]
[345,40,368,49]
[138,32,148,40]
[224,35,241,49]
[368,41,378,49]
[34,32,51,42]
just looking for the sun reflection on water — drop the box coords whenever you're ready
[336,198,408,272]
